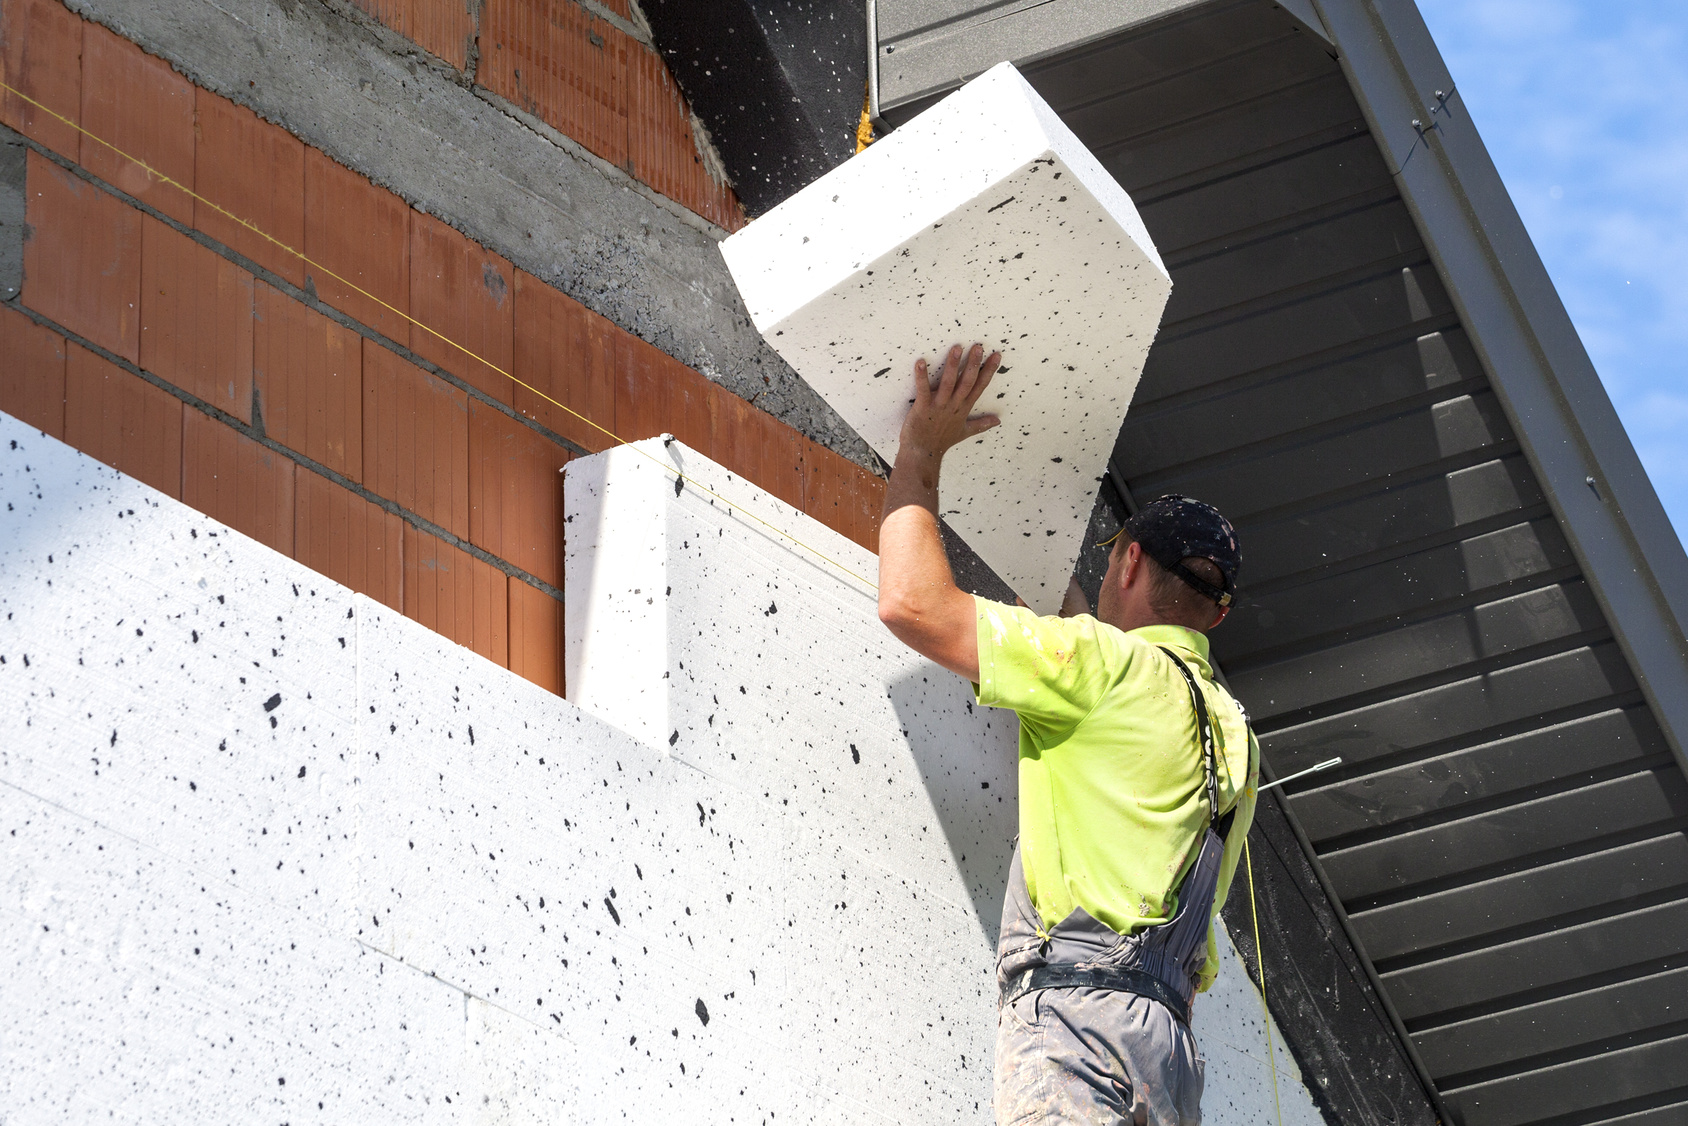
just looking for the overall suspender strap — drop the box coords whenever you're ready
[1157,646,1234,841]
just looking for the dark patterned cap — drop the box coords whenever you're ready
[1122,494,1241,607]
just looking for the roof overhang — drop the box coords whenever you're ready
[871,0,1331,120]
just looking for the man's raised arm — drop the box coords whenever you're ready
[876,343,1001,682]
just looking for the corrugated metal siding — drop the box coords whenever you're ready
[884,1,1688,1123]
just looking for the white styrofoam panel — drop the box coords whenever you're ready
[719,61,1171,613]
[565,438,1020,934]
[0,786,469,1124]
[0,410,1319,1126]
[465,996,837,1126]
[356,601,794,1046]
[0,425,362,932]
[357,588,991,1118]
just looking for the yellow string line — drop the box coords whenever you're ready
[1,80,880,591]
[1245,836,1285,1126]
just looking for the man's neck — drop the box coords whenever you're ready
[1099,606,1203,636]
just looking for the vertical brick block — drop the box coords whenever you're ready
[63,342,181,497]
[347,0,472,71]
[507,576,562,695]
[623,43,743,232]
[407,0,474,70]
[363,340,469,537]
[803,441,883,554]
[511,270,615,451]
[612,328,667,445]
[181,408,296,553]
[253,281,362,479]
[480,0,627,167]
[383,0,469,70]
[0,0,83,158]
[303,149,409,344]
[346,0,407,41]
[626,46,708,219]
[79,22,194,223]
[626,46,682,202]
[713,388,804,512]
[403,525,508,666]
[615,331,713,453]
[294,468,403,610]
[193,89,306,286]
[468,399,569,587]
[140,216,254,421]
[410,211,514,404]
[0,303,67,437]
[23,149,141,361]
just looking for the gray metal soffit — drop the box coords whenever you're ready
[870,2,1688,1126]
[871,0,1330,118]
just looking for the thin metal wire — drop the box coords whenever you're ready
[0,79,880,592]
[1257,755,1342,794]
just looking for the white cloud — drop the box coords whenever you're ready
[1419,0,1688,538]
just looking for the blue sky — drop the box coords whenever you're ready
[1414,0,1688,543]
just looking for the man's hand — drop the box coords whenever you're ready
[877,343,1003,682]
[898,344,1002,460]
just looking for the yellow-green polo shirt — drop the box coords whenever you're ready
[974,598,1259,991]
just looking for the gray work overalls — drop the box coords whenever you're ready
[993,649,1238,1126]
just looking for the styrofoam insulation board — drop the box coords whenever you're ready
[564,437,1021,939]
[720,61,1172,614]
[0,411,1321,1124]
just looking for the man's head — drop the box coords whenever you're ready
[1094,494,1241,633]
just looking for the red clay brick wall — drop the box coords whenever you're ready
[0,2,884,698]
[349,0,743,229]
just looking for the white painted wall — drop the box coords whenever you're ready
[0,414,1322,1124]
[720,62,1171,614]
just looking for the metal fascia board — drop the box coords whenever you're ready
[868,0,883,120]
[1312,0,1688,778]
[1276,0,1330,41]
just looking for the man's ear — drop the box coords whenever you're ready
[1208,603,1231,630]
[1119,541,1144,588]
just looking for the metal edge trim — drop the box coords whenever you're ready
[867,0,882,123]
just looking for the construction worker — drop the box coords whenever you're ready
[877,343,1259,1126]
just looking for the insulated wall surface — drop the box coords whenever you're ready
[874,4,1688,1126]
[0,411,1322,1124]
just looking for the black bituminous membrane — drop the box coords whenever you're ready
[638,0,868,215]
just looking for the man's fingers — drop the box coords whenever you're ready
[964,413,1000,437]
[955,343,987,400]
[937,343,963,402]
[964,350,1001,408]
[912,358,930,405]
